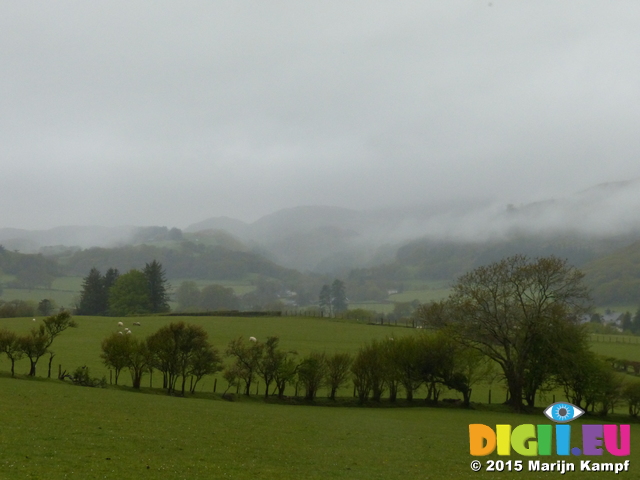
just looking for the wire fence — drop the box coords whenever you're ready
[590,334,640,344]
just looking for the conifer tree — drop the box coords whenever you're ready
[144,260,170,313]
[77,268,106,315]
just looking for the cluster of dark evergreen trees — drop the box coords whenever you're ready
[77,260,170,316]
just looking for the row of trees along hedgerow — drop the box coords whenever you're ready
[223,336,353,400]
[77,260,170,316]
[0,311,77,377]
[223,334,484,404]
[101,321,222,394]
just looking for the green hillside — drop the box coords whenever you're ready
[581,240,640,306]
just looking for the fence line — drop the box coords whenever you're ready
[590,334,640,344]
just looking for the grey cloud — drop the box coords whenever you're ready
[2,1,640,230]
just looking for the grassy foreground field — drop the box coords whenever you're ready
[1,315,639,478]
[1,375,638,479]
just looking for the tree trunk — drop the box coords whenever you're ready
[426,382,439,403]
[29,360,36,376]
[389,383,398,402]
[191,377,202,394]
[305,387,315,400]
[48,353,55,378]
[329,387,337,400]
[133,371,141,389]
[462,388,471,408]
[506,380,524,411]
[405,386,413,402]
[526,391,536,408]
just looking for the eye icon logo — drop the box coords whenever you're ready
[543,402,584,423]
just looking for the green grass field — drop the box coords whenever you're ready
[0,315,639,478]
[388,287,452,304]
[0,375,637,479]
[0,276,84,310]
[168,278,257,296]
[349,280,452,314]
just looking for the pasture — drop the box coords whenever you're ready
[0,314,639,478]
[1,375,638,479]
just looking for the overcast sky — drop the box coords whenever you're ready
[3,1,640,230]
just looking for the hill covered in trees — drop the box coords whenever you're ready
[581,240,640,305]
[344,233,635,283]
[57,242,300,282]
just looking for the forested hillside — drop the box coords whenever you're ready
[58,242,299,282]
[348,233,634,284]
[0,247,60,288]
[581,240,640,305]
[4,230,640,309]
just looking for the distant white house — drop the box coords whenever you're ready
[602,312,623,325]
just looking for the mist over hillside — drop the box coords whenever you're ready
[3,179,640,275]
[185,179,640,272]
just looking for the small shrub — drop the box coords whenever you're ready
[64,366,106,388]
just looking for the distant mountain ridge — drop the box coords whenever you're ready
[184,179,640,271]
[4,179,640,275]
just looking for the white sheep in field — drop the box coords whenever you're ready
[249,336,257,342]
[118,331,123,335]
[117,321,124,327]
[133,322,141,326]
[126,330,132,335]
